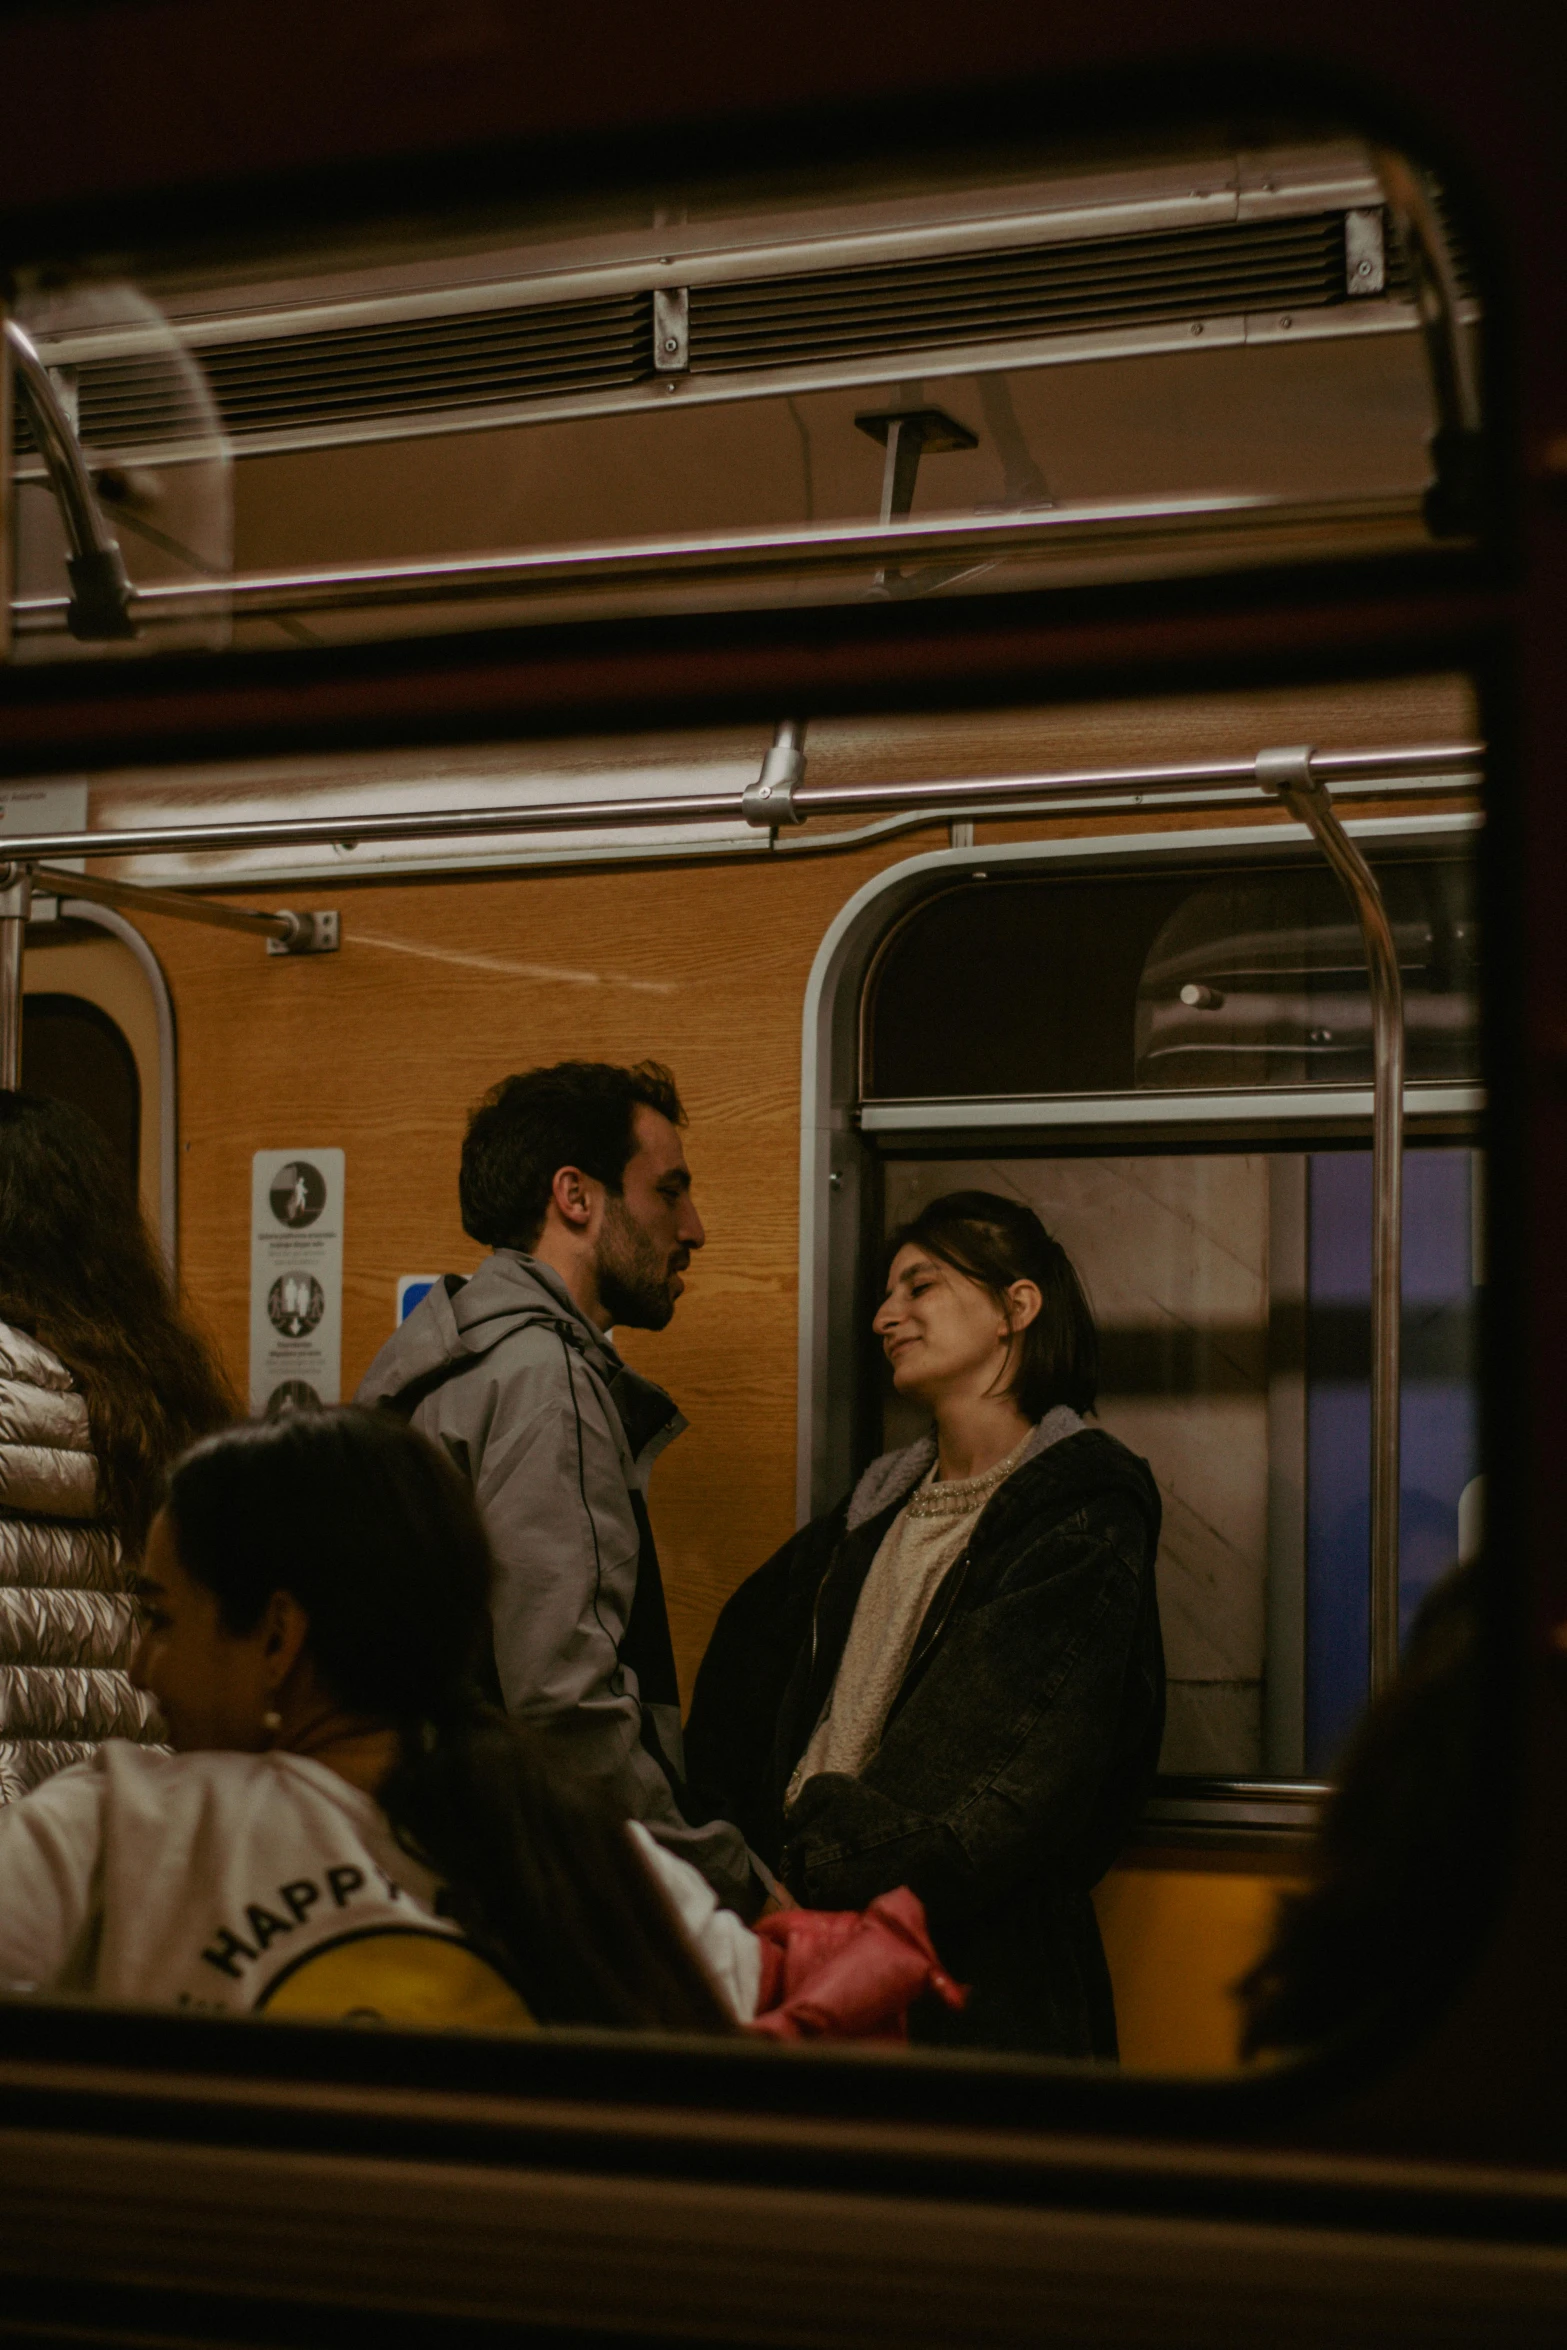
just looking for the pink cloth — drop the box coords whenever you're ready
[746,1884,967,2042]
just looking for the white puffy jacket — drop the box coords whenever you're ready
[0,1321,159,1802]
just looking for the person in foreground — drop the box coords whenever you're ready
[0,1409,755,2031]
[1239,1560,1497,2062]
[357,1059,764,1915]
[0,1091,235,1803]
[686,1191,1166,2058]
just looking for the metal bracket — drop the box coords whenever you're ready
[1344,209,1387,298]
[855,407,978,519]
[742,720,809,828]
[1254,743,1325,813]
[266,910,341,956]
[652,286,689,375]
[854,406,981,599]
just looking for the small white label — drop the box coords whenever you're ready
[0,780,89,873]
[250,1149,345,1414]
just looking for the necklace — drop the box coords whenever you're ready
[905,1428,1032,1519]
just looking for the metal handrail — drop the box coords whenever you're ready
[1257,746,1407,1694]
[4,319,135,640]
[1373,149,1483,537]
[0,740,1482,867]
[29,864,303,945]
[0,865,29,1089]
[7,487,1433,635]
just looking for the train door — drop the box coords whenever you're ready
[18,897,175,1267]
[802,794,1482,2068]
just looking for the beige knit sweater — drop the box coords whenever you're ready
[786,1427,1038,1805]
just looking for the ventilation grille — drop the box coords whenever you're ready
[10,206,1470,457]
[14,291,652,453]
[688,215,1347,373]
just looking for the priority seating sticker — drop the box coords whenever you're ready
[250,1148,344,1414]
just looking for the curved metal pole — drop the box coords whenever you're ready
[1373,148,1483,539]
[1258,747,1405,1694]
[4,318,135,639]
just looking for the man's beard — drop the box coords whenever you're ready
[595,1194,680,1330]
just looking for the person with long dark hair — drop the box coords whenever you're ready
[686,1190,1166,2058]
[0,1407,750,2031]
[0,1091,235,1803]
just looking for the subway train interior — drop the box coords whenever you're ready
[0,7,1563,2341]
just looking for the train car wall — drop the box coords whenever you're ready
[52,678,1472,2076]
[121,671,1474,1702]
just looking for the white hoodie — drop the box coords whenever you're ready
[0,1740,759,2024]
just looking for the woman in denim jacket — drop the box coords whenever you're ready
[687,1191,1165,2058]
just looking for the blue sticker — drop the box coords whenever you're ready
[396,1276,439,1325]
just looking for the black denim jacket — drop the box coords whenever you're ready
[685,1427,1165,2056]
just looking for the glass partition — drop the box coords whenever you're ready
[880,1141,1481,1781]
[864,847,1479,1101]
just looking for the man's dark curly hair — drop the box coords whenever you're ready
[459,1059,685,1253]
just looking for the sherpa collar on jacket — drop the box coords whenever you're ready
[843,1404,1087,1533]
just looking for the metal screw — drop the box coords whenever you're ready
[664,338,678,353]
[759,784,772,799]
[1279,315,1293,329]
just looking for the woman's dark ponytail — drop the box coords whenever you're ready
[164,1410,734,2033]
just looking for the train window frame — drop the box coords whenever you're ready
[0,29,1558,2318]
[798,804,1482,1841]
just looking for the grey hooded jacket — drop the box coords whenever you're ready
[356,1253,759,1912]
[0,1322,160,1803]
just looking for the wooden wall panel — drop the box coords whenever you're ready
[122,673,1476,1701]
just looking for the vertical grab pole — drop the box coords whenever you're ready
[1257,748,1406,1695]
[0,863,32,1090]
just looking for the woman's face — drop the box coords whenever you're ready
[873,1243,1038,1409]
[130,1510,283,1752]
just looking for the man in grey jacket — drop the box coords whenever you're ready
[357,1059,765,1915]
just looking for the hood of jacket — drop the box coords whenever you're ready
[356,1252,685,1468]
